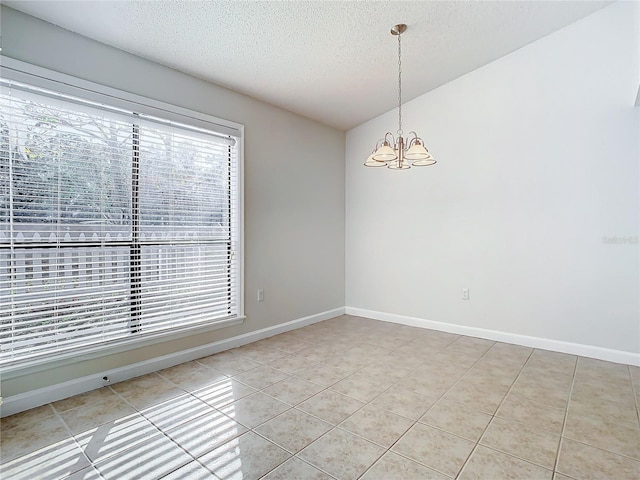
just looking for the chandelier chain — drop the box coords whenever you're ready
[397,31,402,137]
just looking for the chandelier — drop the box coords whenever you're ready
[365,24,436,170]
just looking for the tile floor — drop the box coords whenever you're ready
[1,315,639,479]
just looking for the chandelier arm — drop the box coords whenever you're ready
[407,131,419,146]
[383,132,396,145]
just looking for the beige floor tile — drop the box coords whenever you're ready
[158,361,228,391]
[263,376,324,406]
[395,371,459,398]
[0,404,56,431]
[74,413,160,463]
[297,345,336,363]
[458,445,553,480]
[343,343,390,361]
[330,373,389,402]
[571,380,636,407]
[569,396,639,427]
[441,380,508,415]
[417,358,470,378]
[94,431,191,480]
[391,423,475,477]
[553,473,577,480]
[556,438,640,480]
[323,354,373,372]
[432,350,483,370]
[572,379,636,402]
[357,362,412,383]
[198,431,290,480]
[485,341,532,359]
[165,408,247,457]
[479,358,528,376]
[160,461,214,480]
[232,365,290,390]
[496,392,566,435]
[508,381,569,410]
[370,386,437,420]
[564,410,640,460]
[0,437,91,480]
[60,395,136,434]
[52,387,118,413]
[516,371,572,392]
[408,331,460,350]
[298,428,385,480]
[576,357,631,382]
[574,375,632,396]
[296,364,351,387]
[522,362,575,382]
[268,353,319,374]
[527,350,577,373]
[521,366,574,388]
[447,336,495,357]
[260,335,315,354]
[232,343,289,363]
[361,451,450,480]
[262,457,333,480]
[140,394,215,431]
[420,399,492,442]
[255,409,332,453]
[193,377,257,408]
[382,350,428,370]
[219,392,290,428]
[110,372,184,409]
[462,364,519,388]
[362,334,410,351]
[197,350,262,375]
[339,404,414,448]
[297,389,364,425]
[480,417,560,469]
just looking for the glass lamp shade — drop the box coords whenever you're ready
[412,153,437,166]
[372,143,398,161]
[405,143,430,160]
[388,160,411,170]
[364,153,387,167]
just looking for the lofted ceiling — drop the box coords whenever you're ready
[4,0,612,130]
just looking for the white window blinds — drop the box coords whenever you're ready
[0,77,241,368]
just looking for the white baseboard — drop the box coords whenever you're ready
[345,307,640,367]
[1,307,345,417]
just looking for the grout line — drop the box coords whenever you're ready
[627,365,640,428]
[49,401,95,476]
[454,347,536,478]
[551,353,578,475]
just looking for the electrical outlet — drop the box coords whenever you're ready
[257,289,264,302]
[462,288,469,300]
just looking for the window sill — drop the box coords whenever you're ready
[1,316,245,380]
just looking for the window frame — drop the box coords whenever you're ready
[0,56,245,378]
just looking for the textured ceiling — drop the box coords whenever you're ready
[5,0,611,130]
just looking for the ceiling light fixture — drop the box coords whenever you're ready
[365,24,436,170]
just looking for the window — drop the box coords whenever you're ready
[0,64,243,369]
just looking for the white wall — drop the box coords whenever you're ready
[346,2,639,354]
[1,6,345,396]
